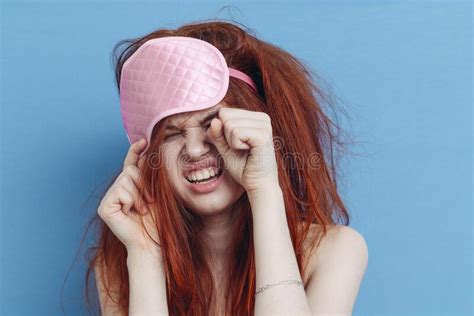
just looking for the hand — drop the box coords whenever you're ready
[97,138,160,252]
[207,107,280,195]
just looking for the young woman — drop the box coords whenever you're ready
[86,20,368,315]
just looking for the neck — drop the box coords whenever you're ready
[199,208,236,263]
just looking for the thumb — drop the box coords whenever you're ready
[208,118,230,155]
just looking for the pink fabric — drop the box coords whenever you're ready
[119,36,257,155]
[228,67,258,92]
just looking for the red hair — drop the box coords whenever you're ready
[80,20,351,315]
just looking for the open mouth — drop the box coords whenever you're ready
[185,167,223,184]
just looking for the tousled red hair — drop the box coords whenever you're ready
[78,19,350,315]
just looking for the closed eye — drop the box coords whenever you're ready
[164,124,211,141]
[164,133,181,141]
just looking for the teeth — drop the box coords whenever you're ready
[202,169,210,179]
[186,167,220,182]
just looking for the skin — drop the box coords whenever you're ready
[96,102,368,315]
[159,103,245,263]
[97,139,167,315]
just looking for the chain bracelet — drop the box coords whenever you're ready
[255,279,304,295]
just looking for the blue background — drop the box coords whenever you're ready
[1,0,472,315]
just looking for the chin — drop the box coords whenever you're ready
[190,203,231,217]
[184,187,245,216]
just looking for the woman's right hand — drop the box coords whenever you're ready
[97,138,160,252]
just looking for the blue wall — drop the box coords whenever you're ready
[1,1,472,315]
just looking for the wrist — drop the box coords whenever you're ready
[248,184,287,225]
[127,245,163,266]
[247,182,282,202]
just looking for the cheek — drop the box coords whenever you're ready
[161,148,182,184]
[164,167,181,185]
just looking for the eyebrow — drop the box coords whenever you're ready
[165,108,220,131]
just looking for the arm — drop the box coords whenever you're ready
[95,138,169,314]
[249,185,313,316]
[95,247,169,316]
[127,247,169,316]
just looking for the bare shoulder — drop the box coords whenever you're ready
[300,223,369,282]
[301,224,369,313]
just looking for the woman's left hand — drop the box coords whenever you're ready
[207,107,280,195]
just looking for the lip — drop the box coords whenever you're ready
[185,169,224,194]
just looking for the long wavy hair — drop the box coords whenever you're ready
[80,19,351,315]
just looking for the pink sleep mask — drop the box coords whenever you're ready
[119,36,258,156]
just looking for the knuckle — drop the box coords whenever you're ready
[116,176,129,188]
[224,119,234,130]
[260,112,271,122]
[219,111,230,122]
[224,122,232,131]
[121,175,134,187]
[97,206,104,218]
[117,186,131,199]
[219,107,229,115]
[97,205,110,221]
[130,166,140,178]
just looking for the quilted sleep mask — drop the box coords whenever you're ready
[119,36,258,156]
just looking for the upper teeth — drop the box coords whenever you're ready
[186,167,220,182]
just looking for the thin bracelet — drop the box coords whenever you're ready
[255,279,304,295]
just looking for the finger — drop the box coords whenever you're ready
[121,165,140,183]
[222,118,268,129]
[218,108,271,124]
[118,185,147,218]
[122,164,153,204]
[117,186,134,214]
[208,118,231,156]
[97,198,131,243]
[225,124,250,150]
[130,192,150,216]
[137,154,147,170]
[121,163,154,209]
[118,171,150,215]
[123,138,147,170]
[98,184,137,224]
[229,128,251,150]
[228,127,273,150]
[222,119,268,151]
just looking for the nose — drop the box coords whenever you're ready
[182,127,212,161]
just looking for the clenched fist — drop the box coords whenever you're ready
[97,138,160,252]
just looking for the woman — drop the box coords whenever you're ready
[86,20,368,315]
